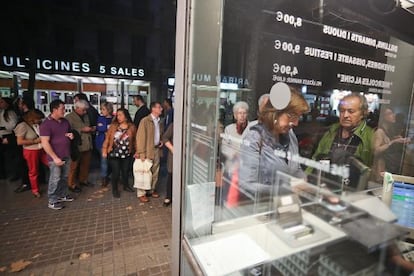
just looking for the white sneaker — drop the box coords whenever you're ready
[48,202,64,210]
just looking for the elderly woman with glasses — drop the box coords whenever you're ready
[239,86,309,201]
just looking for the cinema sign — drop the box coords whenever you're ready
[1,56,145,78]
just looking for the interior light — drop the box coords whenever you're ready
[220,83,238,90]
[168,77,175,86]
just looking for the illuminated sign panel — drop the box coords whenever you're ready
[1,56,145,79]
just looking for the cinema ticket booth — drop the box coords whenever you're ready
[171,0,414,275]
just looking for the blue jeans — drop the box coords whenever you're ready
[48,157,70,204]
[97,147,109,178]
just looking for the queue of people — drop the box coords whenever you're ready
[0,94,174,210]
[1,87,411,212]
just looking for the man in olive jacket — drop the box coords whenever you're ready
[135,102,164,203]
[307,93,374,190]
[65,100,95,192]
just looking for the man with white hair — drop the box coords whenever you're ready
[65,99,96,192]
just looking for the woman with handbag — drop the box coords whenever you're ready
[14,110,48,197]
[102,108,136,198]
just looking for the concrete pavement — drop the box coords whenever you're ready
[0,163,172,276]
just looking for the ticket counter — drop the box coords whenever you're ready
[172,0,414,274]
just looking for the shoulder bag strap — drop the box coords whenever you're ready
[24,121,40,138]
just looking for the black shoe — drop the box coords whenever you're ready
[80,181,92,187]
[14,184,31,193]
[163,198,171,207]
[123,186,134,193]
[113,191,120,198]
[69,186,82,193]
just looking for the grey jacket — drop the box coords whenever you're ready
[239,123,304,198]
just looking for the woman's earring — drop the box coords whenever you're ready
[274,119,278,124]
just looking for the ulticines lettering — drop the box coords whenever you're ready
[2,56,91,73]
[37,59,90,73]
[1,56,146,77]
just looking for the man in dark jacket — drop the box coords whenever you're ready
[133,95,150,128]
[162,98,174,129]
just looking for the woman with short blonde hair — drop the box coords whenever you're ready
[239,85,309,199]
[259,88,309,135]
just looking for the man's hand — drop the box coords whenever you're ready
[134,154,150,161]
[53,157,65,166]
[81,126,94,133]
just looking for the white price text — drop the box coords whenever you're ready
[275,11,302,28]
[274,40,301,55]
[273,63,299,77]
